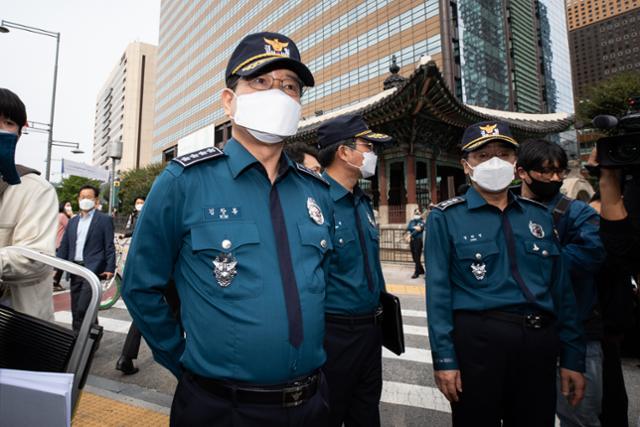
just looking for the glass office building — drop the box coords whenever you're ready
[153,0,574,161]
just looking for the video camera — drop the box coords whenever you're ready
[593,96,640,168]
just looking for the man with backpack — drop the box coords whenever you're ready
[517,139,605,427]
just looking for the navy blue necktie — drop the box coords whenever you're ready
[353,196,375,292]
[270,186,304,348]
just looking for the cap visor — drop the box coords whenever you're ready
[237,57,315,87]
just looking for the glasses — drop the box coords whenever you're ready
[245,74,303,97]
[531,167,570,179]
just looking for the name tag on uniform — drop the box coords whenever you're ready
[203,207,241,221]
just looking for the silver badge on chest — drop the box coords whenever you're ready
[470,262,486,281]
[307,197,324,225]
[367,212,376,226]
[213,253,237,287]
[529,220,545,239]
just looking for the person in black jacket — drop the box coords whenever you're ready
[116,196,146,375]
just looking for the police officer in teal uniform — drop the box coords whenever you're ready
[315,114,392,427]
[122,32,334,427]
[425,121,586,426]
[406,209,425,278]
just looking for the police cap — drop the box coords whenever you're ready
[316,114,392,149]
[461,121,518,152]
[225,32,314,87]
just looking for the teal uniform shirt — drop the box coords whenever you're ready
[323,173,385,315]
[425,187,585,373]
[406,218,425,239]
[122,138,334,383]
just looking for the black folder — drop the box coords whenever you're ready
[380,291,405,355]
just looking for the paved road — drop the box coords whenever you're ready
[53,263,640,426]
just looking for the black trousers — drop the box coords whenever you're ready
[451,311,559,427]
[170,372,329,427]
[409,237,424,275]
[70,274,96,332]
[121,323,142,359]
[600,335,629,426]
[323,319,383,427]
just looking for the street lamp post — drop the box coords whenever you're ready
[0,19,60,181]
[107,141,123,215]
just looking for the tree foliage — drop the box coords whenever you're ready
[55,175,104,212]
[118,162,165,215]
[576,71,640,125]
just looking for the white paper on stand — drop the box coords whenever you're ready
[0,369,74,427]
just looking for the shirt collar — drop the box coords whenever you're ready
[224,138,291,180]
[323,172,350,201]
[81,208,96,220]
[466,186,522,211]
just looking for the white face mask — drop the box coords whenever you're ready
[135,203,144,212]
[79,198,95,211]
[64,206,73,214]
[347,149,378,178]
[231,89,302,144]
[413,215,421,220]
[465,156,515,192]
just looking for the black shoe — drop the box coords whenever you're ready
[411,273,419,279]
[116,356,139,375]
[53,284,65,292]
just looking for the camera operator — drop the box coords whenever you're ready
[586,95,640,425]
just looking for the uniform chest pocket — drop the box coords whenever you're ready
[298,222,332,293]
[454,241,500,286]
[189,222,262,299]
[334,228,356,249]
[523,239,560,284]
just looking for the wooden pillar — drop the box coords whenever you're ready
[377,154,389,225]
[406,154,417,204]
[430,158,438,204]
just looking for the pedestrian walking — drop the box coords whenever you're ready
[425,121,586,426]
[316,114,391,427]
[57,185,115,331]
[53,201,73,291]
[406,208,425,278]
[121,32,334,427]
[116,196,146,375]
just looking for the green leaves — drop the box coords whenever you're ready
[576,71,640,126]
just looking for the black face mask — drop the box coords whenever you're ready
[527,175,562,201]
[0,131,21,185]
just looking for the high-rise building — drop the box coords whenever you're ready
[566,0,640,101]
[153,0,574,162]
[93,42,157,170]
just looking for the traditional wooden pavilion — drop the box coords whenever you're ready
[291,56,574,225]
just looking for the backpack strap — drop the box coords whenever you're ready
[552,195,573,244]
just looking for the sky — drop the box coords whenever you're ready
[1,0,160,182]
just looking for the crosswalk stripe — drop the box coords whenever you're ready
[381,381,451,413]
[404,324,428,337]
[401,309,426,318]
[54,311,132,334]
[383,346,431,364]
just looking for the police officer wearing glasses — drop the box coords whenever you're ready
[425,122,586,426]
[316,114,391,427]
[122,32,334,426]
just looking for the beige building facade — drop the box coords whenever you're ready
[152,0,442,162]
[93,42,157,170]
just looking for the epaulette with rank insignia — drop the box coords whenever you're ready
[434,196,465,211]
[295,162,329,185]
[518,196,547,209]
[171,147,225,168]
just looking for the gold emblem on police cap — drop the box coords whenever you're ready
[264,37,289,55]
[307,197,324,225]
[479,124,499,136]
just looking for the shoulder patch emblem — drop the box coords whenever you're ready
[434,196,465,211]
[295,162,329,185]
[518,196,547,209]
[172,147,224,168]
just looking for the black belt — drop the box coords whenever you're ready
[483,310,554,329]
[190,371,319,408]
[325,307,383,326]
